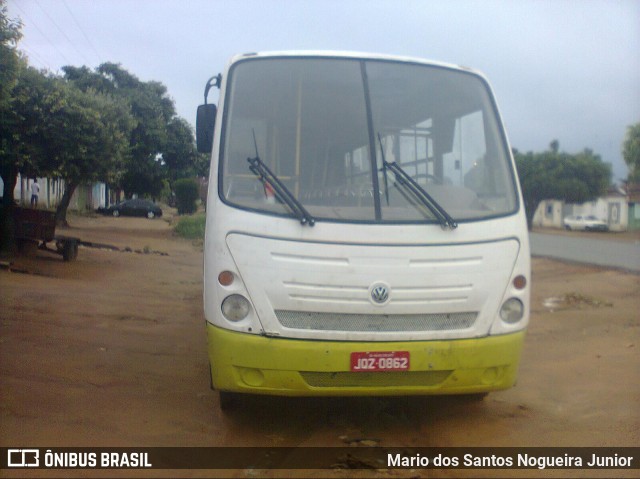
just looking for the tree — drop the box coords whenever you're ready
[1,65,68,207]
[514,141,611,228]
[0,0,21,106]
[0,0,23,205]
[119,157,165,201]
[2,57,134,224]
[192,151,211,179]
[64,63,184,198]
[163,117,198,188]
[622,123,640,183]
[4,37,198,218]
[174,178,199,215]
[0,0,22,251]
[51,85,133,225]
[87,63,176,198]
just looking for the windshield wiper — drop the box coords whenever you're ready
[378,134,457,230]
[247,131,315,226]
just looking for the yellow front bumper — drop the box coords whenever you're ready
[207,323,525,396]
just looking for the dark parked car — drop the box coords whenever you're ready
[99,199,163,219]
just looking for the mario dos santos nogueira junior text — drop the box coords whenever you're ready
[387,452,636,470]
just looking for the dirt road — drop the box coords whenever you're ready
[1,214,638,478]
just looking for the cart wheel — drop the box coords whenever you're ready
[62,239,78,261]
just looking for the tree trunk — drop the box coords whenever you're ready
[55,181,77,227]
[0,164,18,207]
[0,164,19,253]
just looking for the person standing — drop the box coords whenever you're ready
[30,179,40,207]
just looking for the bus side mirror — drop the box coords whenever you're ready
[196,103,217,153]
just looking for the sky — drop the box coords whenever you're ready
[6,0,640,183]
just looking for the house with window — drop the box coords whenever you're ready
[0,174,107,211]
[532,187,629,231]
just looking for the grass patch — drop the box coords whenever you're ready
[174,212,206,239]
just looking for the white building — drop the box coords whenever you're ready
[0,174,107,210]
[532,188,628,232]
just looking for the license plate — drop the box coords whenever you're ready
[350,351,410,372]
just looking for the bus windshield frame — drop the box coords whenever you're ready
[219,56,519,225]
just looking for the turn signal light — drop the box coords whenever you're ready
[218,271,234,286]
[513,275,527,290]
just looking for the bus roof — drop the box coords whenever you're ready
[227,51,482,76]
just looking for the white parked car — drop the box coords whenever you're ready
[563,215,608,232]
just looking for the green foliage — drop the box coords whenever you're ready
[174,178,199,215]
[1,6,202,230]
[56,85,133,182]
[174,212,206,239]
[1,1,21,94]
[192,152,211,179]
[52,84,134,224]
[622,123,640,182]
[1,65,67,205]
[1,57,135,220]
[93,63,176,199]
[63,63,203,198]
[119,158,165,200]
[514,141,611,228]
[0,1,23,206]
[62,63,170,198]
[2,31,201,208]
[163,117,198,187]
[0,0,20,42]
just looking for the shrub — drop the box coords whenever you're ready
[174,178,199,215]
[174,213,206,239]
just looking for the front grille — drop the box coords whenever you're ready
[301,370,452,388]
[275,310,477,332]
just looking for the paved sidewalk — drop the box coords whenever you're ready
[530,232,640,272]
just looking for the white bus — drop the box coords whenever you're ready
[197,51,530,408]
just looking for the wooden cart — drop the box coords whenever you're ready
[12,207,79,261]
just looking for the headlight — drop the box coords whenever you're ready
[500,298,524,324]
[221,294,251,321]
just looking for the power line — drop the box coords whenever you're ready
[61,0,103,64]
[33,0,92,65]
[19,45,53,71]
[11,1,72,66]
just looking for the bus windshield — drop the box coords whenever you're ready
[220,57,517,223]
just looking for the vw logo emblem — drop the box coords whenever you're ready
[370,283,390,304]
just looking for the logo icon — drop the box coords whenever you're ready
[370,283,390,304]
[8,449,39,468]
